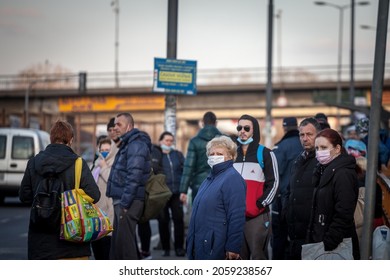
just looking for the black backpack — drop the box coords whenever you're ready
[30,173,64,231]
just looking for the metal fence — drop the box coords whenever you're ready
[0,64,388,91]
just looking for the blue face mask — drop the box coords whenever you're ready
[161,144,172,152]
[100,151,109,158]
[237,137,254,145]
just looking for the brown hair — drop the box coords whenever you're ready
[50,120,74,144]
[98,137,112,149]
[316,128,345,154]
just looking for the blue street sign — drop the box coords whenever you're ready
[153,58,197,95]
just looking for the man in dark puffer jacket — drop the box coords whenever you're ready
[107,112,152,260]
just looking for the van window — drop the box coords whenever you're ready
[12,136,34,159]
[0,135,5,159]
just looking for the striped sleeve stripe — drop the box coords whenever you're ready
[262,151,279,206]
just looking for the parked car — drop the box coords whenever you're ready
[0,128,50,204]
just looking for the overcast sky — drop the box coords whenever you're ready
[0,0,383,75]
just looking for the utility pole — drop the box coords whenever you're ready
[265,0,274,148]
[350,0,356,105]
[360,0,389,260]
[111,0,120,88]
[164,0,178,137]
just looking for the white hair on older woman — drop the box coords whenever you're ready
[206,135,237,160]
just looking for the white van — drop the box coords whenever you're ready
[0,128,50,204]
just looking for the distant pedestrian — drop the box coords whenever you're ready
[91,137,115,260]
[315,112,330,130]
[271,117,302,259]
[155,132,186,257]
[180,111,221,204]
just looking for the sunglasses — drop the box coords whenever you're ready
[236,125,251,132]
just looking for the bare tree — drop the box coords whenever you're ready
[15,61,75,89]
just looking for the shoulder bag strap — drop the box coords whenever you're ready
[74,157,82,190]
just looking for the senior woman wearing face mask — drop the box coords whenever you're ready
[304,128,360,260]
[186,135,246,260]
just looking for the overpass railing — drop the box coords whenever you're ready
[0,64,389,91]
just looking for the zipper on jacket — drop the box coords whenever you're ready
[167,153,175,188]
[240,155,246,175]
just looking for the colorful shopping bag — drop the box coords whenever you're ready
[60,157,113,242]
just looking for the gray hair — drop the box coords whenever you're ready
[206,135,237,160]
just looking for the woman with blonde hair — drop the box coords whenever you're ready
[186,135,246,260]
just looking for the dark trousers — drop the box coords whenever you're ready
[158,193,184,251]
[271,195,289,259]
[137,221,151,252]
[91,236,111,260]
[110,200,144,260]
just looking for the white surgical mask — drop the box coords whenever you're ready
[161,144,172,152]
[316,149,334,165]
[207,155,225,168]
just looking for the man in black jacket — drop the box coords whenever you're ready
[286,117,321,259]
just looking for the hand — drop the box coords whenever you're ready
[180,193,187,205]
[99,159,107,168]
[225,252,240,260]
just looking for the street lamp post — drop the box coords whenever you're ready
[24,81,37,128]
[314,1,369,123]
[111,0,120,88]
[275,9,287,107]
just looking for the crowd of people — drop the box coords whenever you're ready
[19,110,390,260]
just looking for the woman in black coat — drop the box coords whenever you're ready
[19,120,100,260]
[306,128,360,259]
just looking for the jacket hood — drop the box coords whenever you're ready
[238,114,260,143]
[236,114,261,157]
[34,144,78,176]
[197,125,221,142]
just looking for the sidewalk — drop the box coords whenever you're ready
[139,219,188,260]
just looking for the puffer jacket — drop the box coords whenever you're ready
[179,125,220,199]
[307,153,359,259]
[186,160,246,260]
[19,144,100,260]
[162,149,185,194]
[106,128,151,209]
